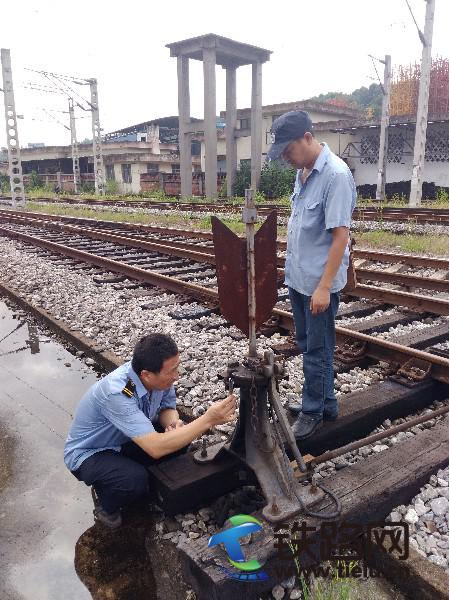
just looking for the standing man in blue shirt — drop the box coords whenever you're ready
[65,333,236,528]
[268,111,356,441]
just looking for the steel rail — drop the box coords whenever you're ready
[273,307,449,384]
[0,226,219,303]
[1,225,449,382]
[0,214,217,265]
[3,196,449,223]
[353,248,449,270]
[3,210,449,271]
[4,210,449,270]
[310,403,449,468]
[355,267,449,293]
[1,213,449,314]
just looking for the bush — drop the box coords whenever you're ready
[218,177,227,199]
[79,182,96,194]
[259,162,296,199]
[232,162,251,197]
[26,170,43,190]
[105,180,120,195]
[232,161,296,199]
[0,174,10,194]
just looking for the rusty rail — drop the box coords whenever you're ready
[1,212,449,310]
[273,308,449,384]
[3,208,449,268]
[310,403,449,468]
[0,226,219,304]
[1,224,449,384]
[3,196,449,224]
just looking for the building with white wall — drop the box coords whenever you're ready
[199,99,362,172]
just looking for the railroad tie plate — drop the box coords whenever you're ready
[389,357,432,388]
[335,338,368,366]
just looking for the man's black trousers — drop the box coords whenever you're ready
[71,440,188,514]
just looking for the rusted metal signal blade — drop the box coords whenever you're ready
[211,211,278,336]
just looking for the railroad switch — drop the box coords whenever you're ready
[193,190,340,522]
[194,349,326,523]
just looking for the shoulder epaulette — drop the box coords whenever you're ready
[122,379,136,398]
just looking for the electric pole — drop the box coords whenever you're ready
[409,0,436,207]
[68,98,81,193]
[88,78,105,195]
[376,55,392,201]
[1,48,25,208]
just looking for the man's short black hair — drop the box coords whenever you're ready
[131,333,178,375]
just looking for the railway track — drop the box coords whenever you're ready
[0,210,449,389]
[0,209,449,598]
[1,209,449,315]
[2,195,449,225]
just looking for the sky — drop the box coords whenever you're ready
[1,0,448,147]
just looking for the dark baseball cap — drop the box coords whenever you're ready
[267,110,313,161]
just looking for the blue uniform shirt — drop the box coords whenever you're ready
[284,143,356,296]
[64,361,176,472]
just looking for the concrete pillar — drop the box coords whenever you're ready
[250,62,263,191]
[225,67,237,198]
[177,56,192,198]
[203,47,217,198]
[158,171,165,193]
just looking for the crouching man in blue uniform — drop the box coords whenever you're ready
[64,333,236,528]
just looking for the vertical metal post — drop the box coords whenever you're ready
[409,0,436,207]
[1,48,25,208]
[89,78,105,195]
[69,98,81,193]
[244,188,257,357]
[376,55,392,201]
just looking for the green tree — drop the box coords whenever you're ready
[26,170,43,190]
[0,174,10,194]
[259,162,296,199]
[232,161,251,197]
[312,83,383,118]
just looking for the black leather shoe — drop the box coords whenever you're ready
[289,404,338,421]
[323,412,338,422]
[292,413,323,440]
[288,401,302,414]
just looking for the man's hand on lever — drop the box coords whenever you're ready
[204,394,237,426]
[133,394,237,459]
[165,419,185,432]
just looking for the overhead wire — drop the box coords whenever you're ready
[404,0,427,46]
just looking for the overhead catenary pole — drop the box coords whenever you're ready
[1,48,25,208]
[376,55,392,201]
[88,78,105,195]
[409,0,436,207]
[68,98,81,193]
